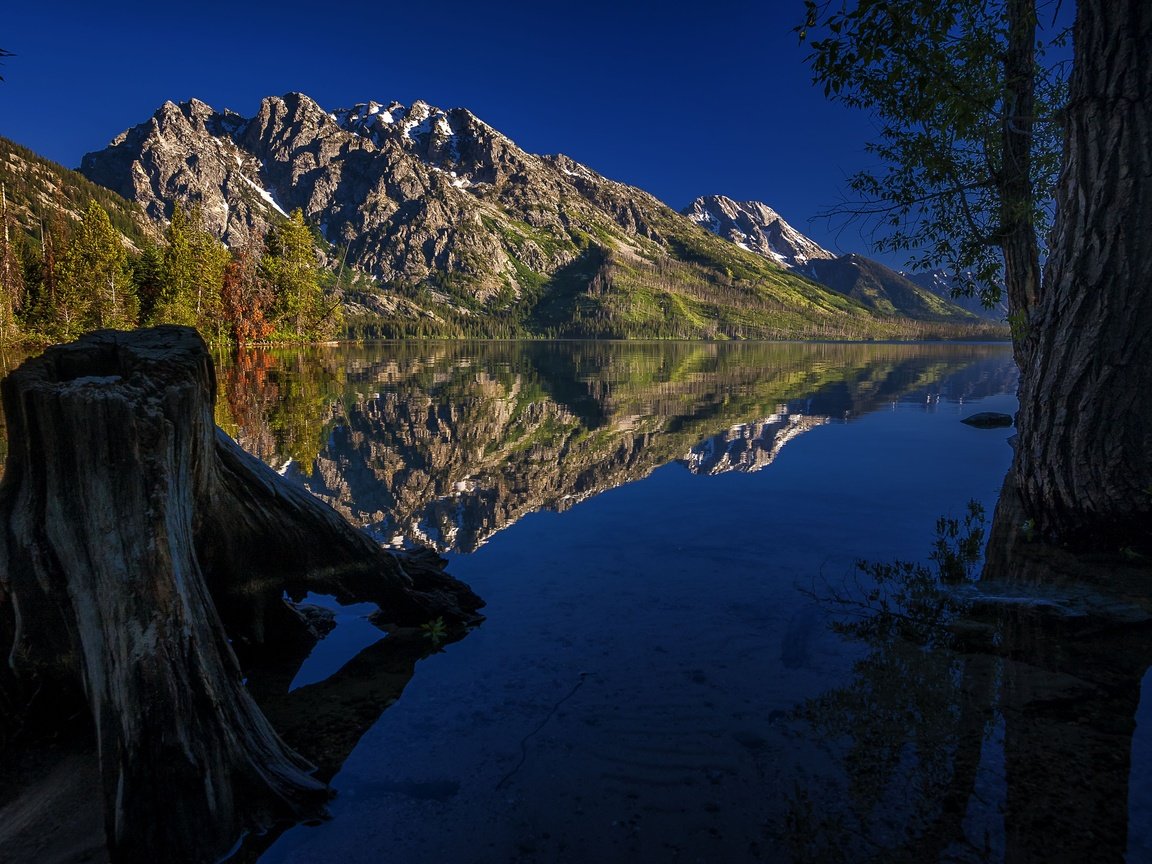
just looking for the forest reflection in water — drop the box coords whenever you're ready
[790,500,1152,863]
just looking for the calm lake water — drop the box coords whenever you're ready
[204,340,1146,863]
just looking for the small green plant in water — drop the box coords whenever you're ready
[421,616,448,646]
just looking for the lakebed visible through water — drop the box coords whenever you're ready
[3,339,1149,862]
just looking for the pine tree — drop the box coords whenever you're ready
[152,207,198,327]
[23,200,69,339]
[54,201,136,338]
[132,241,165,323]
[263,209,325,340]
[190,225,229,342]
[151,206,229,340]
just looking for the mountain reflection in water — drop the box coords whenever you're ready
[217,340,1017,554]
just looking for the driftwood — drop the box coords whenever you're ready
[0,326,482,863]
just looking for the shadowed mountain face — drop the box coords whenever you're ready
[216,340,1017,554]
[0,135,156,250]
[904,269,1010,320]
[806,253,972,320]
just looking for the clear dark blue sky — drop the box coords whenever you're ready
[3,0,896,260]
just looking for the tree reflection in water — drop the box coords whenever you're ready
[792,490,1152,863]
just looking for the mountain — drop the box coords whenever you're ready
[80,94,990,340]
[805,254,972,319]
[903,270,1008,321]
[682,413,829,476]
[683,195,980,323]
[683,194,836,269]
[0,135,155,250]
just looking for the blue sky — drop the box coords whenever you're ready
[4,1,913,263]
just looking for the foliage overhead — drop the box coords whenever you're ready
[799,0,1068,306]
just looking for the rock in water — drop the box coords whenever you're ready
[0,326,482,863]
[961,411,1014,428]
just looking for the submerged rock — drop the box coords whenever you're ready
[961,411,1014,428]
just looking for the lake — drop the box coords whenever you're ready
[203,339,1138,862]
[8,337,1145,863]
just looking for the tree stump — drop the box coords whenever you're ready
[0,326,483,863]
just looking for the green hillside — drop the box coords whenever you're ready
[0,135,156,249]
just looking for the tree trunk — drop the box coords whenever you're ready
[1013,0,1152,548]
[0,326,483,863]
[1000,0,1042,361]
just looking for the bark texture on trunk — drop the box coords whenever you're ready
[0,326,482,863]
[1014,0,1152,548]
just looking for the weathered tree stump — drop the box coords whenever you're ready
[0,326,483,863]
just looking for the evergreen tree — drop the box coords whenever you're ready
[152,206,198,327]
[54,201,136,338]
[190,224,229,342]
[132,241,165,324]
[263,209,326,340]
[23,200,69,338]
[152,206,228,340]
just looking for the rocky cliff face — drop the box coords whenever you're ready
[80,94,992,335]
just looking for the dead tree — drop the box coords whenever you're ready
[0,326,482,863]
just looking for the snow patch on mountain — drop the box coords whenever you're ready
[333,99,464,167]
[239,173,288,217]
[682,412,830,475]
[687,209,720,234]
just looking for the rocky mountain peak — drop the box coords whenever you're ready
[683,194,836,268]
